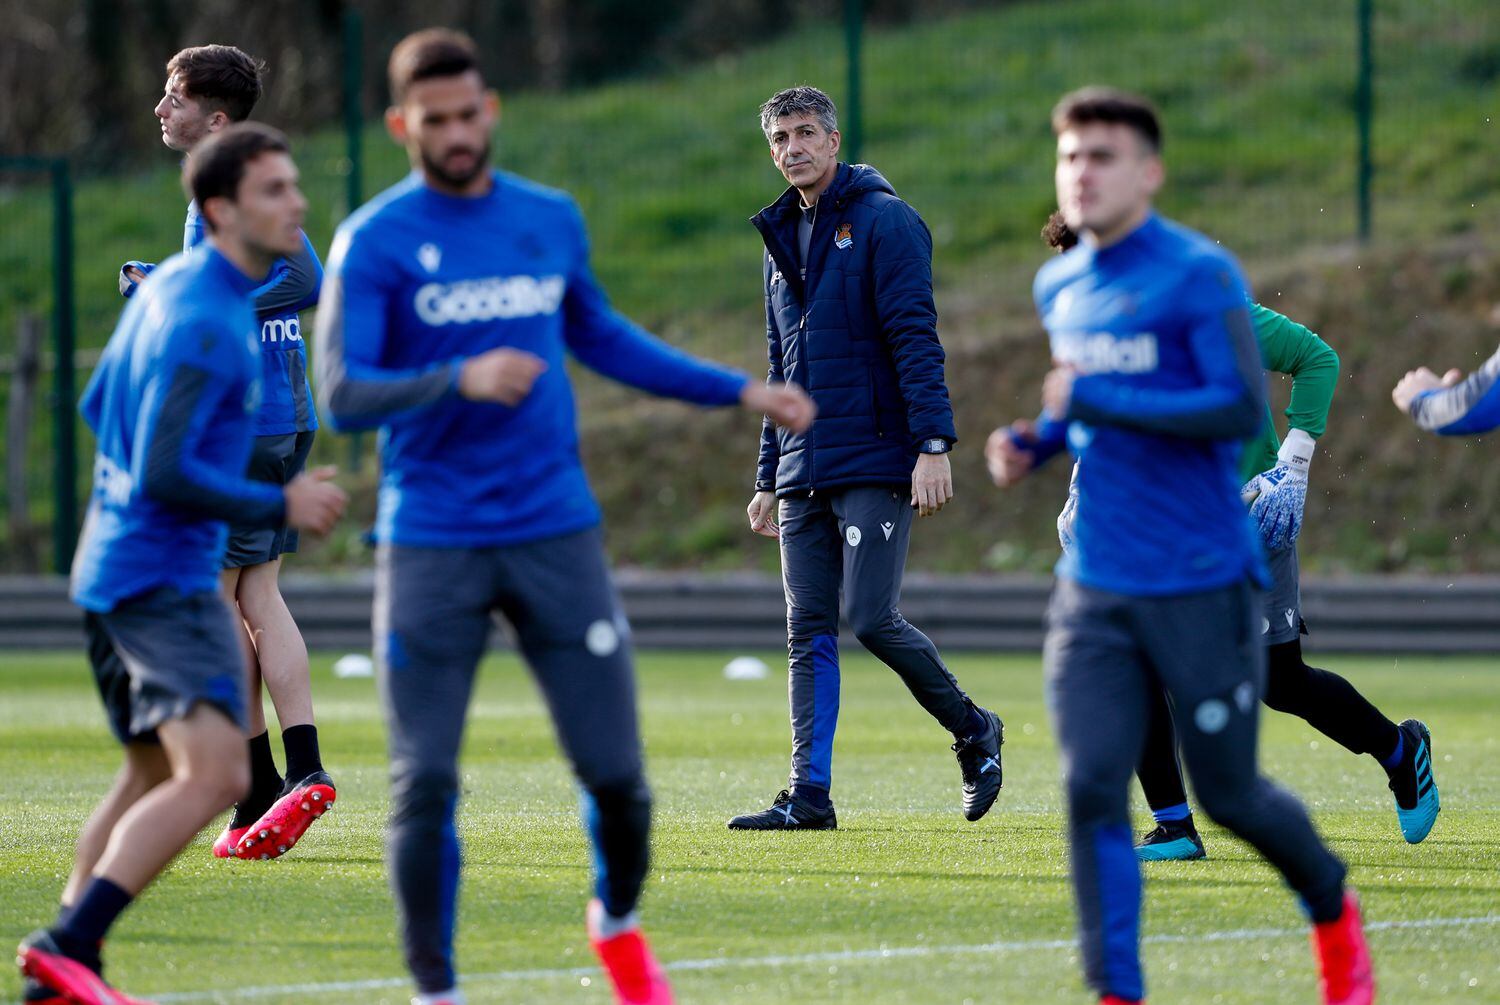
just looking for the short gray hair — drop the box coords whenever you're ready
[759,86,838,142]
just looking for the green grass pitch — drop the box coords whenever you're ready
[3,650,1498,1003]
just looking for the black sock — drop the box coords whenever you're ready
[791,784,831,809]
[230,732,283,828]
[281,723,323,783]
[1264,640,1400,758]
[54,878,131,959]
[249,730,282,794]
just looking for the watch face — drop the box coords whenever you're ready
[923,438,950,454]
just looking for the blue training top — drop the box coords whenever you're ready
[316,169,750,548]
[72,246,287,612]
[1032,213,1269,596]
[184,201,322,436]
[1407,344,1500,435]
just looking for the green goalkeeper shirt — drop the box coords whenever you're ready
[1239,303,1340,482]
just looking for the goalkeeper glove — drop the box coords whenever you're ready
[1056,461,1080,554]
[1242,428,1315,551]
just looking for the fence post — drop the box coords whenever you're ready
[1356,0,1373,242]
[343,6,366,473]
[844,0,863,164]
[7,314,43,572]
[51,158,78,574]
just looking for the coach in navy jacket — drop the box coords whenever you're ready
[752,159,956,492]
[730,86,1006,833]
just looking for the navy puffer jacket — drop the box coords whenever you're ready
[752,163,956,496]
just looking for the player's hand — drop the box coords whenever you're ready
[118,261,155,298]
[458,348,547,405]
[283,466,348,536]
[742,381,816,433]
[1243,429,1315,551]
[1042,366,1077,419]
[747,491,780,539]
[985,420,1036,488]
[911,452,953,517]
[1057,461,1080,553]
[1392,365,1461,414]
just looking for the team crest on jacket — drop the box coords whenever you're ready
[835,223,853,249]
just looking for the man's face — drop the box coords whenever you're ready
[387,71,497,190]
[154,74,222,152]
[205,152,307,261]
[768,114,840,192]
[1054,122,1162,237]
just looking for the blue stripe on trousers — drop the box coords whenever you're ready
[806,634,840,788]
[1094,822,1144,1001]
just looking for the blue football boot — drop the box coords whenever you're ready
[1135,818,1207,862]
[1388,718,1440,843]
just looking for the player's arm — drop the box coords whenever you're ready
[870,200,957,448]
[749,265,787,538]
[561,207,750,406]
[1015,414,1070,467]
[985,414,1068,487]
[1064,264,1264,439]
[756,263,786,494]
[251,231,323,316]
[133,355,287,527]
[1242,304,1338,548]
[1399,345,1500,434]
[118,262,156,299]
[1251,303,1338,438]
[315,230,464,432]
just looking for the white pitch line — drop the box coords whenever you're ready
[150,914,1500,1002]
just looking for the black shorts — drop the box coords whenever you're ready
[223,431,315,569]
[86,587,248,744]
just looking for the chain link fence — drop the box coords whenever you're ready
[3,0,1496,571]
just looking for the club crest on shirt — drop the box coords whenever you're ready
[417,243,442,273]
[834,223,854,250]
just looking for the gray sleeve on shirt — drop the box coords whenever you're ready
[141,364,286,527]
[254,240,320,317]
[314,272,460,431]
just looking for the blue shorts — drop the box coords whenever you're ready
[85,587,247,744]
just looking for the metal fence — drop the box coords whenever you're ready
[4,573,1500,653]
[3,0,1496,572]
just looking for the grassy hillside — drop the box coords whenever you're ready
[2,0,1498,571]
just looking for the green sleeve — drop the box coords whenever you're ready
[1250,303,1339,438]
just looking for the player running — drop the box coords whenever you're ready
[17,124,346,1005]
[314,29,814,1005]
[987,89,1373,1005]
[1037,213,1439,861]
[123,43,334,861]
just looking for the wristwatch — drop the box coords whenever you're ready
[919,438,952,455]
